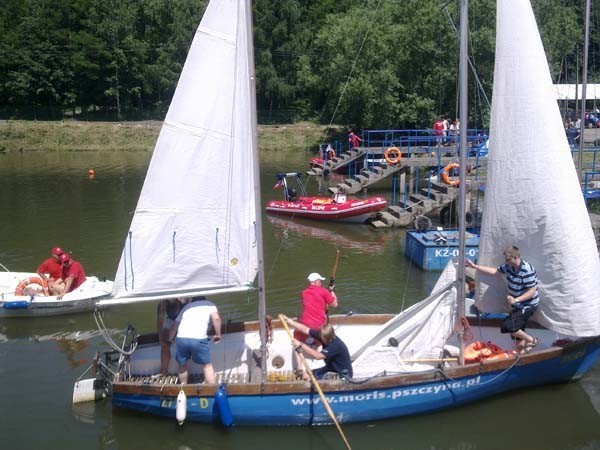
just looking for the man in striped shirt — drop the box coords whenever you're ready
[466,245,539,354]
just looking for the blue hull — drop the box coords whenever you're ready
[405,229,479,271]
[112,340,600,425]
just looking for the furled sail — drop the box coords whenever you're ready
[110,0,258,302]
[476,0,600,336]
[351,276,457,377]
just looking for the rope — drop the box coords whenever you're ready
[93,310,138,356]
[318,0,385,147]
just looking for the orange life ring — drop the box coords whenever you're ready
[384,147,402,165]
[464,341,515,363]
[14,276,50,296]
[441,163,460,186]
[327,148,335,160]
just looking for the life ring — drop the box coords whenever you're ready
[414,215,432,232]
[384,147,402,165]
[14,276,50,296]
[441,163,460,186]
[327,148,335,160]
[464,341,515,363]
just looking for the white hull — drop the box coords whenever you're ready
[0,271,113,317]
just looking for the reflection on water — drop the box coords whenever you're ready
[267,215,387,254]
[0,151,598,450]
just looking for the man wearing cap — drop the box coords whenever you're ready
[56,253,87,300]
[293,272,338,378]
[36,247,65,295]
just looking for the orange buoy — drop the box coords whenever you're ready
[384,147,402,165]
[441,163,460,186]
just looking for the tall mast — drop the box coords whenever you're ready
[578,0,591,181]
[457,0,469,365]
[245,0,268,379]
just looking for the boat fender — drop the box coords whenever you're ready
[384,146,402,165]
[214,384,234,427]
[176,388,187,425]
[414,215,432,232]
[3,300,31,309]
[14,276,50,296]
[441,163,460,186]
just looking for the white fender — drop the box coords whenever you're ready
[176,389,187,425]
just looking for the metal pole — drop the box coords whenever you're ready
[457,0,468,366]
[578,0,591,181]
[245,0,268,379]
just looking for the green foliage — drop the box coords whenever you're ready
[0,0,597,125]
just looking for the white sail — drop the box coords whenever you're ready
[352,280,457,376]
[475,0,600,336]
[110,0,258,301]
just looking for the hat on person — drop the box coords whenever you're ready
[59,253,71,264]
[52,247,63,256]
[307,272,326,282]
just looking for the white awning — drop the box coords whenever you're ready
[554,84,600,100]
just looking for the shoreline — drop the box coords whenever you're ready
[0,120,335,153]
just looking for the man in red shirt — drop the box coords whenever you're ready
[37,247,64,295]
[293,272,338,378]
[348,131,362,149]
[57,253,87,300]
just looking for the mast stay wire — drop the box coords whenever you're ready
[317,0,385,148]
[442,2,491,111]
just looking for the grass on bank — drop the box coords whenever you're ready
[0,120,341,153]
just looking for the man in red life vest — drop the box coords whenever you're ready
[37,247,65,295]
[56,253,87,300]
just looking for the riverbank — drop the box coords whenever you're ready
[0,120,338,153]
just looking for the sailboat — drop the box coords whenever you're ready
[74,0,600,427]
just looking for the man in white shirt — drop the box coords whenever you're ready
[169,296,221,384]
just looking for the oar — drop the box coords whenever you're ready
[326,250,340,323]
[278,314,352,450]
[329,250,340,288]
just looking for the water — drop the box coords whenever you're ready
[1,149,599,450]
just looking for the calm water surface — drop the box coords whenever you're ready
[0,148,599,450]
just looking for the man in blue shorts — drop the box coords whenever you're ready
[466,245,540,354]
[169,296,221,384]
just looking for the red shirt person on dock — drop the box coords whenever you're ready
[348,131,362,149]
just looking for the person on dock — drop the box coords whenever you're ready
[157,297,189,376]
[348,130,361,149]
[565,123,580,147]
[170,296,221,384]
[433,116,445,146]
[282,315,353,379]
[465,245,539,354]
[36,247,65,295]
[293,273,338,376]
[56,253,86,300]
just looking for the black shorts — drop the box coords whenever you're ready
[500,306,536,334]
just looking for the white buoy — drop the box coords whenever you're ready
[176,388,187,425]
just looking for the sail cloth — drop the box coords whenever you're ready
[475,0,600,336]
[351,277,457,377]
[111,0,258,301]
